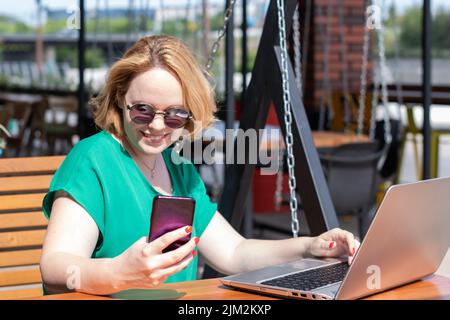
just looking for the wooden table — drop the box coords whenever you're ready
[258,131,370,152]
[312,131,370,149]
[29,275,450,300]
[202,131,369,156]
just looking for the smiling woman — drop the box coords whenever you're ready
[39,34,359,297]
[89,35,216,141]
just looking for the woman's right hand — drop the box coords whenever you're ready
[110,225,198,291]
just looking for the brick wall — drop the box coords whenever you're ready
[298,0,373,127]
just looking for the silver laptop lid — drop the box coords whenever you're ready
[336,177,450,300]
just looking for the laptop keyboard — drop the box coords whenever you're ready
[261,262,349,292]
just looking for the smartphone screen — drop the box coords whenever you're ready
[148,195,195,253]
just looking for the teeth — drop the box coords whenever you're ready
[142,132,167,141]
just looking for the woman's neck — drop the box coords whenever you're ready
[112,133,158,166]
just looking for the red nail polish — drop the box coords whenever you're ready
[192,250,197,257]
[329,242,335,249]
[352,248,356,256]
[185,226,193,233]
[194,237,199,245]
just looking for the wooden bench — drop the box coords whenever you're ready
[0,156,64,299]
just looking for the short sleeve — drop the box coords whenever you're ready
[182,162,217,238]
[42,144,105,245]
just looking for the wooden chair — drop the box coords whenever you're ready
[398,105,450,179]
[330,91,373,133]
[0,156,64,299]
[28,95,78,155]
[0,102,34,157]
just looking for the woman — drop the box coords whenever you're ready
[40,35,359,295]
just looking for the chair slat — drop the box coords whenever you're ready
[0,193,46,212]
[0,286,43,299]
[0,212,48,230]
[0,156,64,298]
[0,267,42,287]
[0,156,64,176]
[0,175,53,194]
[0,230,46,250]
[0,249,42,268]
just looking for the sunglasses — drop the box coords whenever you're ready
[126,103,192,129]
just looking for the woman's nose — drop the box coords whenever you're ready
[148,113,166,131]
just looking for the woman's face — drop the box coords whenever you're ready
[123,67,187,156]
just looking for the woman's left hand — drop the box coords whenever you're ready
[307,228,361,265]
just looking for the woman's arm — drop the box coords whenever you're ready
[198,212,359,276]
[40,191,197,295]
[40,191,122,295]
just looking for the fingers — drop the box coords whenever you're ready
[312,238,338,257]
[150,251,196,282]
[142,238,197,287]
[144,225,193,255]
[332,229,358,265]
[156,236,198,268]
[331,228,357,256]
[313,229,360,264]
[349,239,361,265]
[135,233,197,288]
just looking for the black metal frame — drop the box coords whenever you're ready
[77,0,86,139]
[218,0,339,236]
[422,0,432,179]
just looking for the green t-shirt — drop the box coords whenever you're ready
[42,130,217,285]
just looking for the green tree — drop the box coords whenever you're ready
[0,15,33,34]
[432,6,450,55]
[399,6,422,51]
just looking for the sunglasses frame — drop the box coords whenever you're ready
[126,103,192,129]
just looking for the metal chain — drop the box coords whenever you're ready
[317,1,334,131]
[376,3,392,144]
[357,6,371,136]
[337,0,351,131]
[293,6,303,98]
[205,0,237,72]
[275,4,303,213]
[274,147,284,211]
[369,72,379,140]
[301,0,312,97]
[276,0,300,238]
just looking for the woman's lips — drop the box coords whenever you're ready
[140,131,170,144]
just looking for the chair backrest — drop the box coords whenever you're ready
[374,119,405,179]
[0,156,64,299]
[0,102,33,139]
[330,91,374,133]
[319,142,384,216]
[45,95,79,127]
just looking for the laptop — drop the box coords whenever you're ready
[220,177,450,300]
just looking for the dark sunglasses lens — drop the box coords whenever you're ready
[129,104,155,124]
[164,117,188,128]
[165,109,190,128]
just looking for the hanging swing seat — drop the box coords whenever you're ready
[318,141,385,238]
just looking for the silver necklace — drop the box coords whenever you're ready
[137,155,173,194]
[137,156,157,179]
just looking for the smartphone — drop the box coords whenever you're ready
[148,195,196,253]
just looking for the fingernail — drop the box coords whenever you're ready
[194,237,199,245]
[185,226,193,233]
[192,250,197,257]
[329,241,336,249]
[352,247,356,256]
